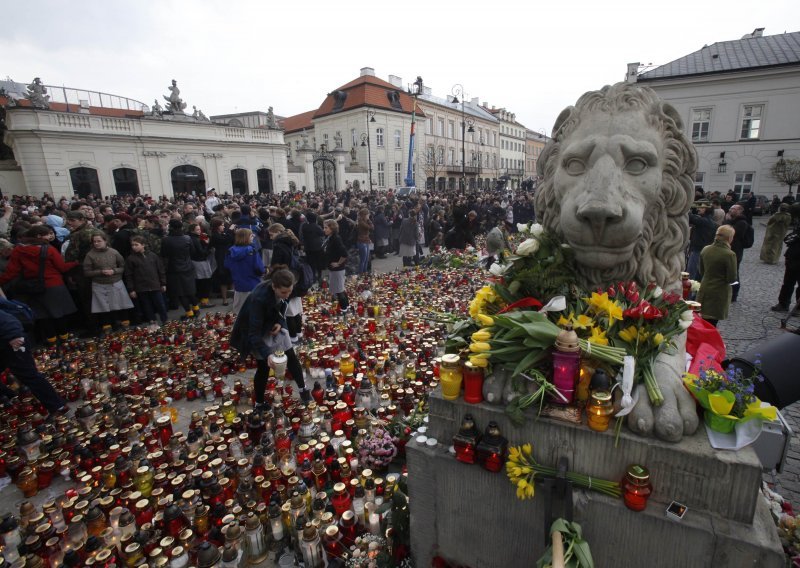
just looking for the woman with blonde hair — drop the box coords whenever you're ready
[697,224,738,327]
[224,228,265,313]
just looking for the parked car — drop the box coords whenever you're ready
[738,194,769,216]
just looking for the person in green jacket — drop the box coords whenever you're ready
[697,224,738,327]
[760,203,793,264]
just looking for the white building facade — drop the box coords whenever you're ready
[1,81,288,199]
[629,29,800,199]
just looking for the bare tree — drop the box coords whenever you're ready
[421,153,443,191]
[771,158,800,195]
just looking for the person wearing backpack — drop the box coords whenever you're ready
[0,225,78,345]
[724,203,751,303]
[225,228,265,314]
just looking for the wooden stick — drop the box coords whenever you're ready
[552,530,566,568]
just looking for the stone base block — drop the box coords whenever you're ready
[426,390,762,523]
[408,443,783,568]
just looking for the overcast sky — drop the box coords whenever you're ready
[3,0,796,134]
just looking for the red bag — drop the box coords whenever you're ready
[686,314,726,375]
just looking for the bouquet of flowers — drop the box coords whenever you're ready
[562,281,694,405]
[358,426,398,470]
[683,362,777,434]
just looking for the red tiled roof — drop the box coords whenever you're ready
[281,109,316,134]
[312,75,425,120]
[1,97,144,118]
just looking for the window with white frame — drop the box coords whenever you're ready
[437,146,444,165]
[427,146,434,164]
[448,148,454,165]
[377,162,385,187]
[427,117,433,134]
[448,121,455,139]
[351,128,357,147]
[691,109,711,143]
[694,172,705,191]
[740,105,763,140]
[394,130,401,148]
[733,172,754,198]
[323,133,329,148]
[437,119,444,137]
[394,163,402,186]
[375,128,384,147]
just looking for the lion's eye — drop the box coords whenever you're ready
[564,159,585,175]
[624,158,648,174]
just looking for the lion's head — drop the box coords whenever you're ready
[534,82,697,290]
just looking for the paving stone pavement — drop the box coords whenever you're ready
[716,217,800,508]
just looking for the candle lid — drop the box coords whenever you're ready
[626,464,650,480]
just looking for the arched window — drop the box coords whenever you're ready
[113,168,139,196]
[70,167,101,198]
[231,168,249,195]
[257,169,273,194]
[171,165,205,196]
[375,128,384,147]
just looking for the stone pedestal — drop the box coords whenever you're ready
[407,390,784,567]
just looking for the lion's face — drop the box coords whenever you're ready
[535,83,696,290]
[554,109,663,268]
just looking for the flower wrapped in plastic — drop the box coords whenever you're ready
[683,363,777,446]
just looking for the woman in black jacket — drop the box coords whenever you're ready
[230,269,310,407]
[160,219,198,318]
[301,212,325,284]
[268,224,304,343]
[322,219,349,310]
[210,218,234,306]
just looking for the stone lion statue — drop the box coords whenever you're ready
[535,82,699,441]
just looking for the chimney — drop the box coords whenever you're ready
[626,62,640,83]
[360,67,375,77]
[422,86,432,96]
[471,97,479,106]
[388,75,403,88]
[482,101,487,108]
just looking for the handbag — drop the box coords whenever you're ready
[16,246,48,296]
[262,328,293,352]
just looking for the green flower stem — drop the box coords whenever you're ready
[642,363,664,406]
[524,460,621,498]
[577,339,626,367]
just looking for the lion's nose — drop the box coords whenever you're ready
[576,201,623,242]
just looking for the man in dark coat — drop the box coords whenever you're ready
[687,205,718,280]
[770,222,800,314]
[0,300,67,413]
[724,204,750,302]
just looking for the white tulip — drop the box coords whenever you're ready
[653,286,663,298]
[489,262,509,276]
[530,223,544,237]
[517,222,530,233]
[679,310,694,321]
[679,319,693,330]
[516,238,540,256]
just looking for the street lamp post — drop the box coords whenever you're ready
[451,84,474,192]
[361,108,376,191]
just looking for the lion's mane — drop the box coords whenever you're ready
[534,83,697,290]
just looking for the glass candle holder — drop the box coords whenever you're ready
[622,464,652,512]
[439,354,463,400]
[16,467,38,497]
[462,362,484,404]
[587,391,614,432]
[452,414,481,464]
[551,350,580,405]
[475,421,507,473]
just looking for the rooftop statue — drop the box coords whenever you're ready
[151,99,163,117]
[267,106,276,128]
[26,77,50,109]
[534,82,699,441]
[164,79,187,114]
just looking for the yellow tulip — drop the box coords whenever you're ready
[471,330,492,342]
[653,333,664,346]
[469,355,489,368]
[469,342,492,353]
[475,313,494,326]
[522,443,532,457]
[618,325,639,343]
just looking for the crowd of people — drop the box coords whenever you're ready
[0,186,536,343]
[689,188,800,327]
